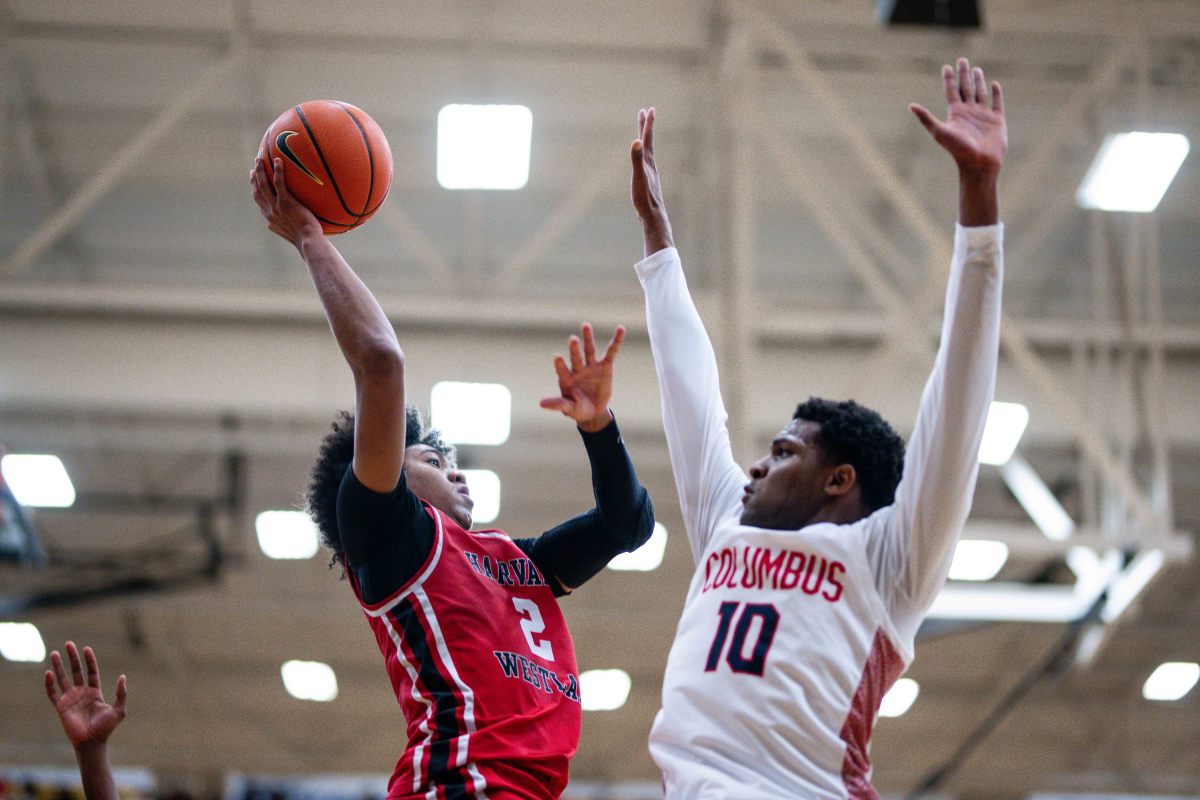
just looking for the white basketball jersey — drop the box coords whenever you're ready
[635,225,1004,799]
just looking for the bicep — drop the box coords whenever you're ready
[350,349,406,493]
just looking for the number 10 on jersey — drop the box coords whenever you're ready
[705,602,779,676]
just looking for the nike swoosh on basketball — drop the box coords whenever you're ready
[275,132,324,185]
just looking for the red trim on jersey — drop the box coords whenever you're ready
[840,628,906,800]
[354,503,445,617]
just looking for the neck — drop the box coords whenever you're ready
[804,499,869,528]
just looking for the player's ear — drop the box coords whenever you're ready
[825,464,857,497]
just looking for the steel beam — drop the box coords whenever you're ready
[0,44,248,277]
[377,201,457,291]
[491,162,617,292]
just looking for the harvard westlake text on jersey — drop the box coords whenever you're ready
[463,550,550,588]
[464,548,582,705]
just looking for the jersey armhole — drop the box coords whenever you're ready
[355,503,445,618]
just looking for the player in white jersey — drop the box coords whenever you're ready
[628,58,1007,798]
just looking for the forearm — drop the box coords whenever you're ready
[636,248,746,555]
[74,742,119,800]
[298,233,400,370]
[958,168,999,227]
[580,415,652,543]
[892,224,1003,605]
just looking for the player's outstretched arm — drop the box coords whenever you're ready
[875,59,1006,637]
[629,109,746,560]
[251,159,406,492]
[44,642,126,800]
[530,323,654,590]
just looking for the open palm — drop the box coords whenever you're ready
[910,58,1007,173]
[45,642,127,748]
[540,323,626,432]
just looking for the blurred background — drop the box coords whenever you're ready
[1,1,1198,798]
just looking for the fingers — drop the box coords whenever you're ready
[568,335,584,373]
[272,157,287,198]
[113,675,128,719]
[580,322,597,364]
[539,397,575,415]
[956,57,971,101]
[601,325,626,364]
[991,80,1004,114]
[909,103,941,136]
[941,64,957,105]
[66,641,84,687]
[250,163,270,210]
[83,646,101,689]
[643,107,655,155]
[638,108,646,140]
[972,66,987,103]
[44,670,60,705]
[553,354,571,385]
[51,649,69,694]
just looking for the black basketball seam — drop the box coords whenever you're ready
[333,101,375,219]
[294,104,359,219]
[360,185,390,217]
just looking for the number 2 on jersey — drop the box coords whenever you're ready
[512,597,555,661]
[705,602,779,676]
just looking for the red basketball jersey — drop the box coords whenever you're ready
[348,503,581,800]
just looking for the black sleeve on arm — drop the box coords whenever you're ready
[336,465,436,605]
[514,415,655,595]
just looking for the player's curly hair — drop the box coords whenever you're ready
[305,407,455,572]
[793,397,905,512]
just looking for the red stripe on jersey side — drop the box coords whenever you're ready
[356,504,445,616]
[840,628,906,800]
[379,604,436,794]
[391,591,479,796]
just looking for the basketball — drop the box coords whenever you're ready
[258,100,393,234]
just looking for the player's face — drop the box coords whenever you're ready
[740,419,834,530]
[404,445,474,529]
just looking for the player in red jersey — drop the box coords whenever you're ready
[251,160,654,800]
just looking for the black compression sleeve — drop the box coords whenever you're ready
[514,415,654,592]
[336,466,436,604]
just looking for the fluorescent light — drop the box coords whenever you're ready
[0,622,46,662]
[580,668,632,711]
[255,511,320,560]
[608,523,668,572]
[1,454,76,508]
[1077,132,1189,212]
[1001,456,1075,541]
[437,104,533,190]
[879,678,919,718]
[281,660,338,702]
[1143,661,1200,702]
[430,381,512,445]
[948,539,1008,581]
[929,583,1094,622]
[461,469,500,524]
[978,402,1029,465]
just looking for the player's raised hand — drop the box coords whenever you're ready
[44,642,127,749]
[910,58,1007,177]
[631,108,674,257]
[250,157,324,249]
[540,323,625,433]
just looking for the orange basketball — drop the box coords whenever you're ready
[258,100,393,234]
